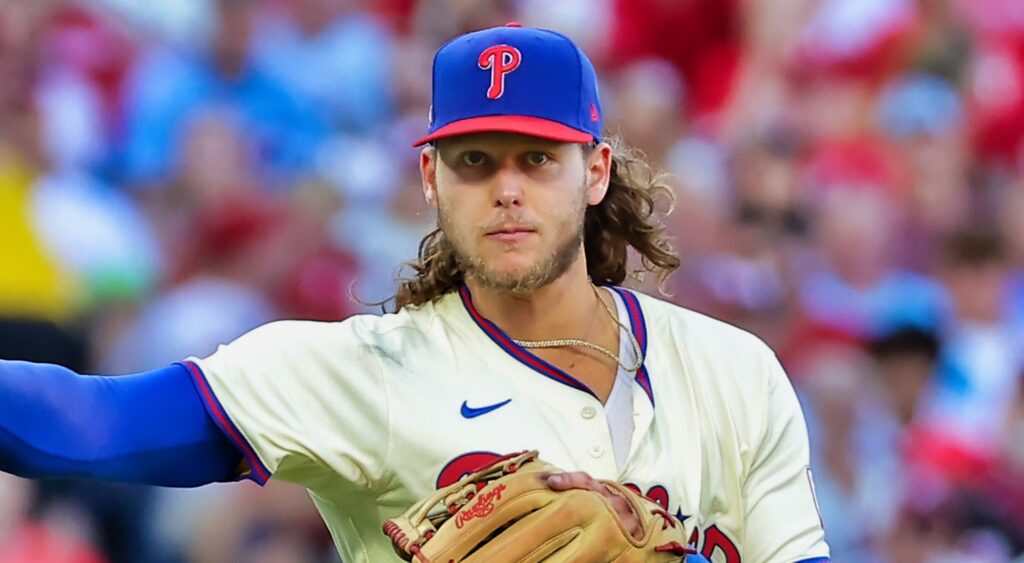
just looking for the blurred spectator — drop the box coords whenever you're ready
[797,189,947,343]
[118,0,327,190]
[877,73,971,268]
[278,179,363,322]
[916,230,1022,476]
[0,146,79,322]
[869,326,941,427]
[606,58,686,164]
[98,195,282,372]
[999,181,1024,334]
[608,0,741,123]
[801,346,902,561]
[0,474,108,563]
[515,0,612,54]
[793,0,917,82]
[408,0,516,41]
[35,5,136,173]
[251,0,395,134]
[326,139,431,308]
[955,0,1024,166]
[188,482,331,563]
[671,131,808,348]
[29,171,159,304]
[96,0,216,46]
[662,134,729,261]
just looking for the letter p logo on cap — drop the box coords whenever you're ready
[478,45,522,99]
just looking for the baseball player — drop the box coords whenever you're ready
[0,24,830,563]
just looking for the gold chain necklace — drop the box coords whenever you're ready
[511,285,644,372]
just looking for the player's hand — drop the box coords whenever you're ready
[544,471,643,540]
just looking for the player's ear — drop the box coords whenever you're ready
[421,145,439,208]
[584,142,612,206]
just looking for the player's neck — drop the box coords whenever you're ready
[465,261,600,341]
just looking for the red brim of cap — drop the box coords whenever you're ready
[412,115,594,147]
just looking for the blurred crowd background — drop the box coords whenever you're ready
[1,0,1024,561]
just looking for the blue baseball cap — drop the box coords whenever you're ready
[413,23,603,147]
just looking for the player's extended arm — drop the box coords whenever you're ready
[0,360,242,487]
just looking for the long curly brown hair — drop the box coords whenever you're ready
[386,137,680,312]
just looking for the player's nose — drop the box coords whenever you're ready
[492,163,525,208]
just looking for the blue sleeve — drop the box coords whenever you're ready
[0,360,243,487]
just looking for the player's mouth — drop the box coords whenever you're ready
[485,225,536,243]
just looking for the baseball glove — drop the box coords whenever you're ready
[382,450,696,562]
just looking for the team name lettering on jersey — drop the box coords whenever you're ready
[622,480,741,561]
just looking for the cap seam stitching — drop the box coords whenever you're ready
[569,37,585,131]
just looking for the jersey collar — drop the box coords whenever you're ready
[456,285,655,406]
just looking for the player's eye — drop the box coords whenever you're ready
[461,151,487,166]
[525,152,549,166]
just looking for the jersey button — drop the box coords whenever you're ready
[588,444,604,458]
[581,406,597,419]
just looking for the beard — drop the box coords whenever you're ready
[438,196,587,294]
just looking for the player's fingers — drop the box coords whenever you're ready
[545,473,642,539]
[544,471,600,492]
[602,488,642,539]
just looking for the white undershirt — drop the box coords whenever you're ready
[602,288,637,470]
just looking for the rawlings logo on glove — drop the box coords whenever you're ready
[381,451,697,563]
[455,483,506,529]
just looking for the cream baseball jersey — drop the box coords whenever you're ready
[185,286,830,563]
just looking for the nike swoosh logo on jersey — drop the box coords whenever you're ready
[460,399,512,419]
